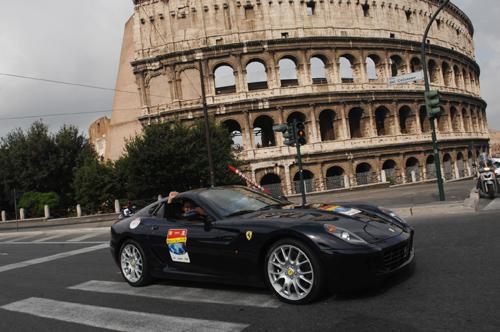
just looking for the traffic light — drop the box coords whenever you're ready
[295,122,307,145]
[273,124,296,146]
[425,90,442,119]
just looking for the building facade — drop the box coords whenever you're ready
[96,0,489,196]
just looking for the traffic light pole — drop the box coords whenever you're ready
[421,0,449,201]
[293,119,307,207]
[199,59,216,188]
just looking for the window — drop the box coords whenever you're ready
[306,1,315,16]
[362,4,370,17]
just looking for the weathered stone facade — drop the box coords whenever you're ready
[97,0,489,195]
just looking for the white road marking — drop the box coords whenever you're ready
[0,243,108,273]
[1,297,249,332]
[66,232,105,242]
[70,280,281,308]
[8,234,40,242]
[0,241,106,245]
[35,234,71,242]
[483,198,500,210]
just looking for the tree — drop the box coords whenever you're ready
[18,192,60,218]
[118,120,241,199]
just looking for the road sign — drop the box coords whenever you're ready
[388,70,424,85]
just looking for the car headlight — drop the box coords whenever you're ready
[379,207,408,225]
[323,224,367,244]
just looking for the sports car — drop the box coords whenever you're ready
[110,186,414,304]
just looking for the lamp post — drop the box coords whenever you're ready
[421,0,450,201]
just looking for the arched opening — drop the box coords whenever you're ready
[222,119,243,150]
[426,155,436,179]
[453,65,462,88]
[253,115,276,148]
[293,170,315,193]
[428,60,439,84]
[366,55,379,81]
[260,173,282,197]
[279,57,298,87]
[471,109,479,132]
[410,57,422,73]
[382,160,399,184]
[467,150,474,175]
[419,106,431,133]
[456,152,465,178]
[462,109,471,132]
[389,55,404,77]
[443,153,453,180]
[319,110,337,141]
[214,64,236,94]
[375,106,391,136]
[450,107,460,132]
[356,163,374,185]
[399,106,415,134]
[463,69,470,90]
[310,56,327,84]
[246,60,268,91]
[340,56,354,83]
[348,107,366,138]
[179,68,202,100]
[442,62,453,87]
[436,108,448,132]
[405,157,421,182]
[325,166,345,189]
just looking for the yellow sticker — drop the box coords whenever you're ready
[246,231,253,241]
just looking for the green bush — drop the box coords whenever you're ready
[19,192,60,218]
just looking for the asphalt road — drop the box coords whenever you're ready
[0,208,499,331]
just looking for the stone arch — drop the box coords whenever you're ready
[339,55,355,83]
[436,108,448,132]
[310,56,327,84]
[325,166,345,189]
[389,55,405,77]
[319,109,337,141]
[293,169,316,193]
[443,153,454,180]
[253,115,276,148]
[470,109,479,132]
[462,108,471,132]
[147,73,172,106]
[348,107,367,138]
[428,59,439,84]
[260,173,282,197]
[450,107,460,132]
[382,159,399,184]
[399,106,415,134]
[410,57,422,73]
[453,65,462,88]
[426,155,437,180]
[214,64,236,94]
[279,57,299,87]
[462,69,470,90]
[246,60,268,91]
[419,106,431,133]
[375,106,391,136]
[355,162,374,185]
[222,119,243,149]
[366,54,381,81]
[405,157,421,182]
[442,62,453,87]
[179,67,202,100]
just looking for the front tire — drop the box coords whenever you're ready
[487,184,496,199]
[119,240,151,287]
[265,238,325,304]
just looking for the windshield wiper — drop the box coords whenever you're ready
[225,210,257,217]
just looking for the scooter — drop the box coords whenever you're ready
[477,166,498,199]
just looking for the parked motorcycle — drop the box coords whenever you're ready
[477,166,498,199]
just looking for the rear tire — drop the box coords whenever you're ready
[265,238,325,304]
[119,240,151,287]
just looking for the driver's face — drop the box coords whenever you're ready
[182,201,195,213]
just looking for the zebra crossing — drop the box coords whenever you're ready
[1,278,281,331]
[0,227,109,244]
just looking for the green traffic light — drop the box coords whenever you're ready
[425,90,442,118]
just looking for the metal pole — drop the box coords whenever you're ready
[294,119,307,207]
[14,188,18,232]
[198,59,216,187]
[421,0,449,201]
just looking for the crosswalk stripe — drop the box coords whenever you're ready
[8,234,40,242]
[70,280,281,308]
[0,243,108,273]
[484,198,500,210]
[1,297,249,332]
[35,234,71,242]
[66,232,105,242]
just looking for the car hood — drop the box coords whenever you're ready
[246,205,404,244]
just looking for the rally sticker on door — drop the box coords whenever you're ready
[166,229,190,263]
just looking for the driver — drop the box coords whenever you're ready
[167,191,205,217]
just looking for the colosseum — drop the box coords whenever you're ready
[93,0,490,196]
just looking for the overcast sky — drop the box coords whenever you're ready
[0,0,498,139]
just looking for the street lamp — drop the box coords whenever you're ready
[421,0,450,202]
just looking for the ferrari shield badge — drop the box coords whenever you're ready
[166,229,190,263]
[246,231,253,241]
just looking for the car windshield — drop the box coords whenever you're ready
[199,187,288,218]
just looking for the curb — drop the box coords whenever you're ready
[0,213,119,232]
[392,201,475,219]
